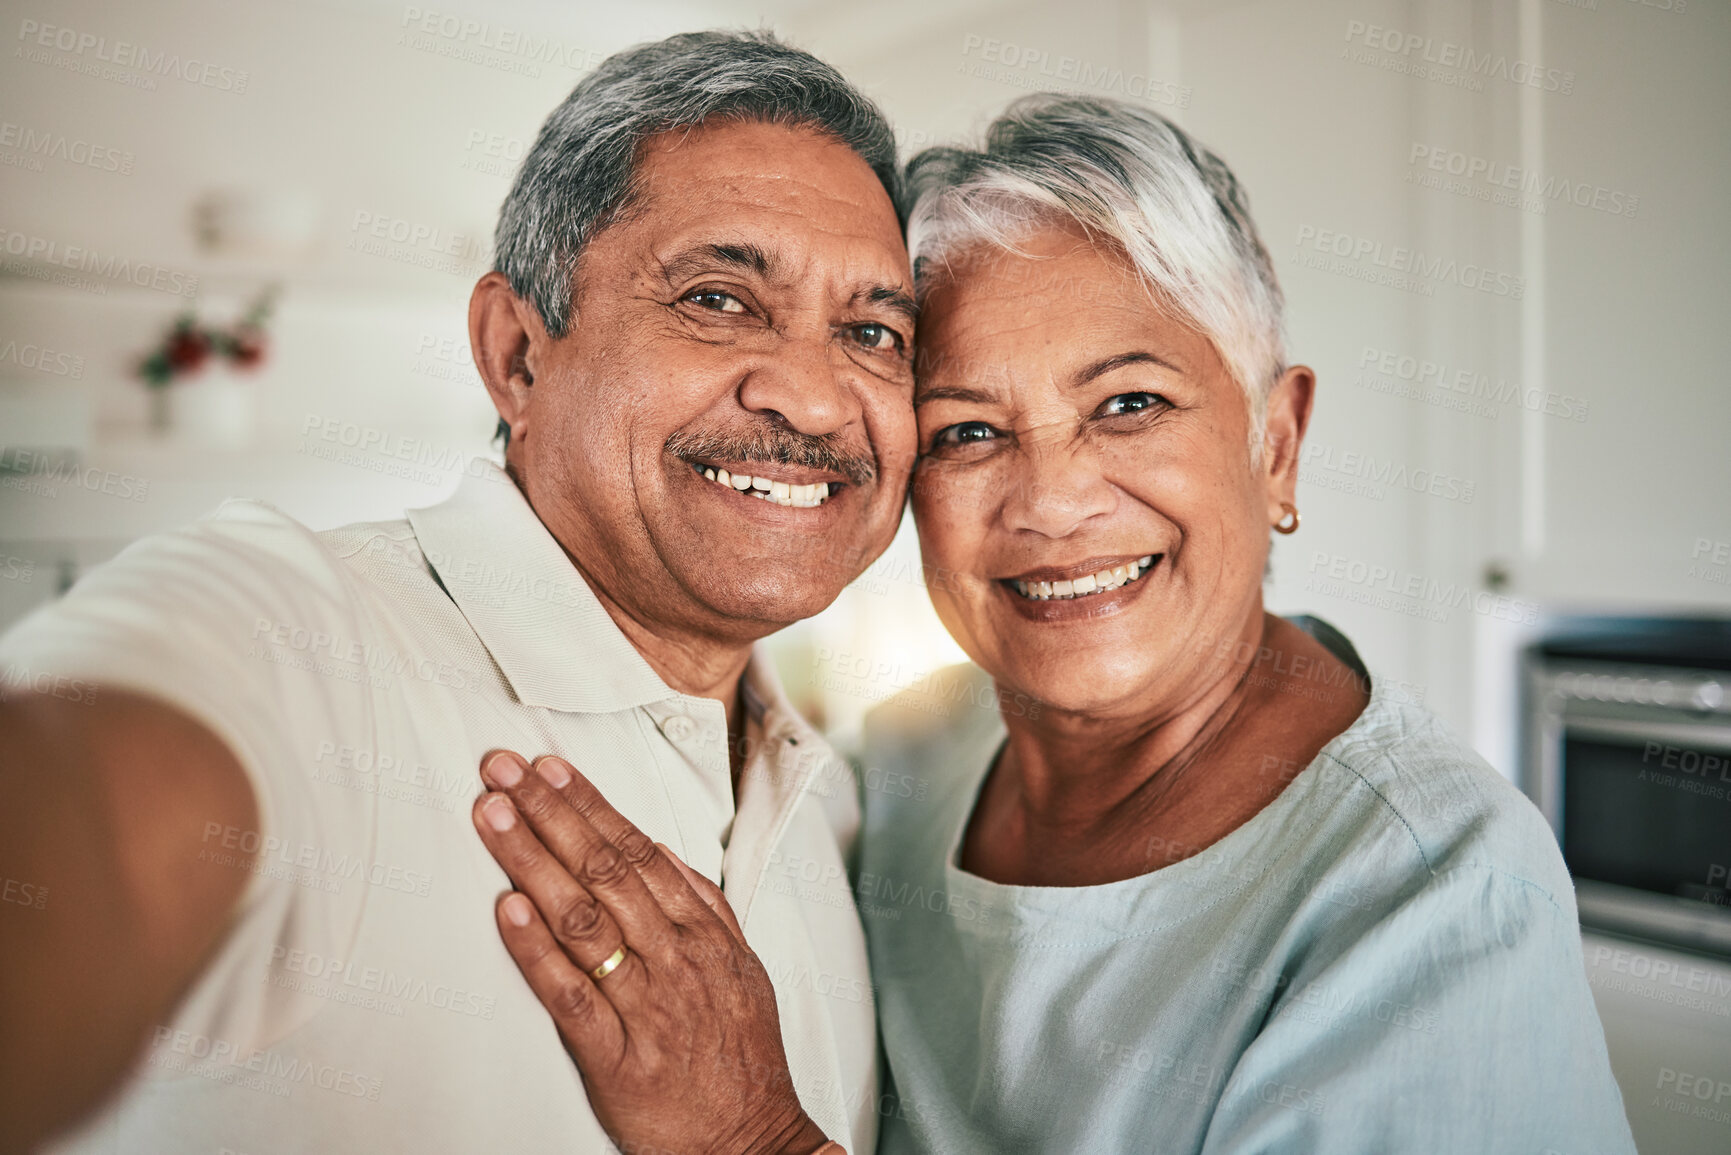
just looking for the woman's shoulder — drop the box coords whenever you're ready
[854,663,1007,808]
[1305,681,1572,912]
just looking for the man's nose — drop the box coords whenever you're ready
[999,430,1117,539]
[737,335,861,437]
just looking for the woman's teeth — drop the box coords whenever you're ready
[698,465,831,509]
[1012,556,1155,601]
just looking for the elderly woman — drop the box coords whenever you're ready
[472,95,1635,1154]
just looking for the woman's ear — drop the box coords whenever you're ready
[468,271,546,450]
[1260,364,1317,520]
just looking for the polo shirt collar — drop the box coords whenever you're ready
[406,460,675,714]
[725,643,841,924]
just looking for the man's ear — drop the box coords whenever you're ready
[468,271,547,448]
[1260,364,1317,523]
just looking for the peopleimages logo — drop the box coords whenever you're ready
[0,663,98,707]
[854,870,993,925]
[149,1027,383,1101]
[344,210,489,278]
[1305,551,1540,626]
[297,413,492,489]
[1342,19,1575,94]
[1300,441,1476,504]
[0,226,198,298]
[0,337,83,378]
[1293,226,1524,299]
[16,18,250,93]
[959,33,1191,108]
[249,614,484,694]
[0,119,133,175]
[397,6,604,76]
[200,821,434,898]
[1689,537,1731,589]
[1355,345,1590,423]
[0,447,150,502]
[458,128,526,178]
[1408,144,1639,219]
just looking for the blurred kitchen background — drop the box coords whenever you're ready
[1,0,1726,1149]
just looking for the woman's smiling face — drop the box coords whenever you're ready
[911,221,1307,719]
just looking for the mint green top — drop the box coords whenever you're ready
[856,624,1634,1154]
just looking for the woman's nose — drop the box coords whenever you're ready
[999,429,1116,538]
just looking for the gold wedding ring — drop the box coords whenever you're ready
[590,945,627,982]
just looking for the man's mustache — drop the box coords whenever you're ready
[665,424,878,487]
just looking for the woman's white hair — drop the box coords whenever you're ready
[904,94,1286,459]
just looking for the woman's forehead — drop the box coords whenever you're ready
[918,223,1139,295]
[915,281,1214,393]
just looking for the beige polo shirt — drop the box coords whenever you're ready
[1,461,877,1155]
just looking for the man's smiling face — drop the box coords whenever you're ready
[491,118,916,645]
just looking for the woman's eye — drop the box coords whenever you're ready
[934,421,999,447]
[851,323,902,352]
[1098,392,1166,417]
[685,290,746,314]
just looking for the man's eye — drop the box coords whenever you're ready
[934,421,998,447]
[1098,392,1166,417]
[685,290,746,313]
[851,323,903,352]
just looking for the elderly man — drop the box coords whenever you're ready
[0,31,913,1155]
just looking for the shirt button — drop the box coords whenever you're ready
[664,716,694,742]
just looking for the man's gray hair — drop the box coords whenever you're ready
[495,29,900,342]
[904,94,1286,457]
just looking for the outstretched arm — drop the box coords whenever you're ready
[0,688,257,1155]
[472,750,842,1155]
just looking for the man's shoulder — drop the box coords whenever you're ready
[317,513,417,558]
[146,498,363,589]
[202,502,433,586]
[141,501,443,612]
[1,499,346,638]
[316,514,444,592]
[0,498,453,685]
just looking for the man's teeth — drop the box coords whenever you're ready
[700,466,831,508]
[1012,556,1156,601]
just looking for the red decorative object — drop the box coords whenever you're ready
[230,324,267,367]
[165,322,211,373]
[138,286,277,387]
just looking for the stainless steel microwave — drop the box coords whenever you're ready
[1522,620,1731,957]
